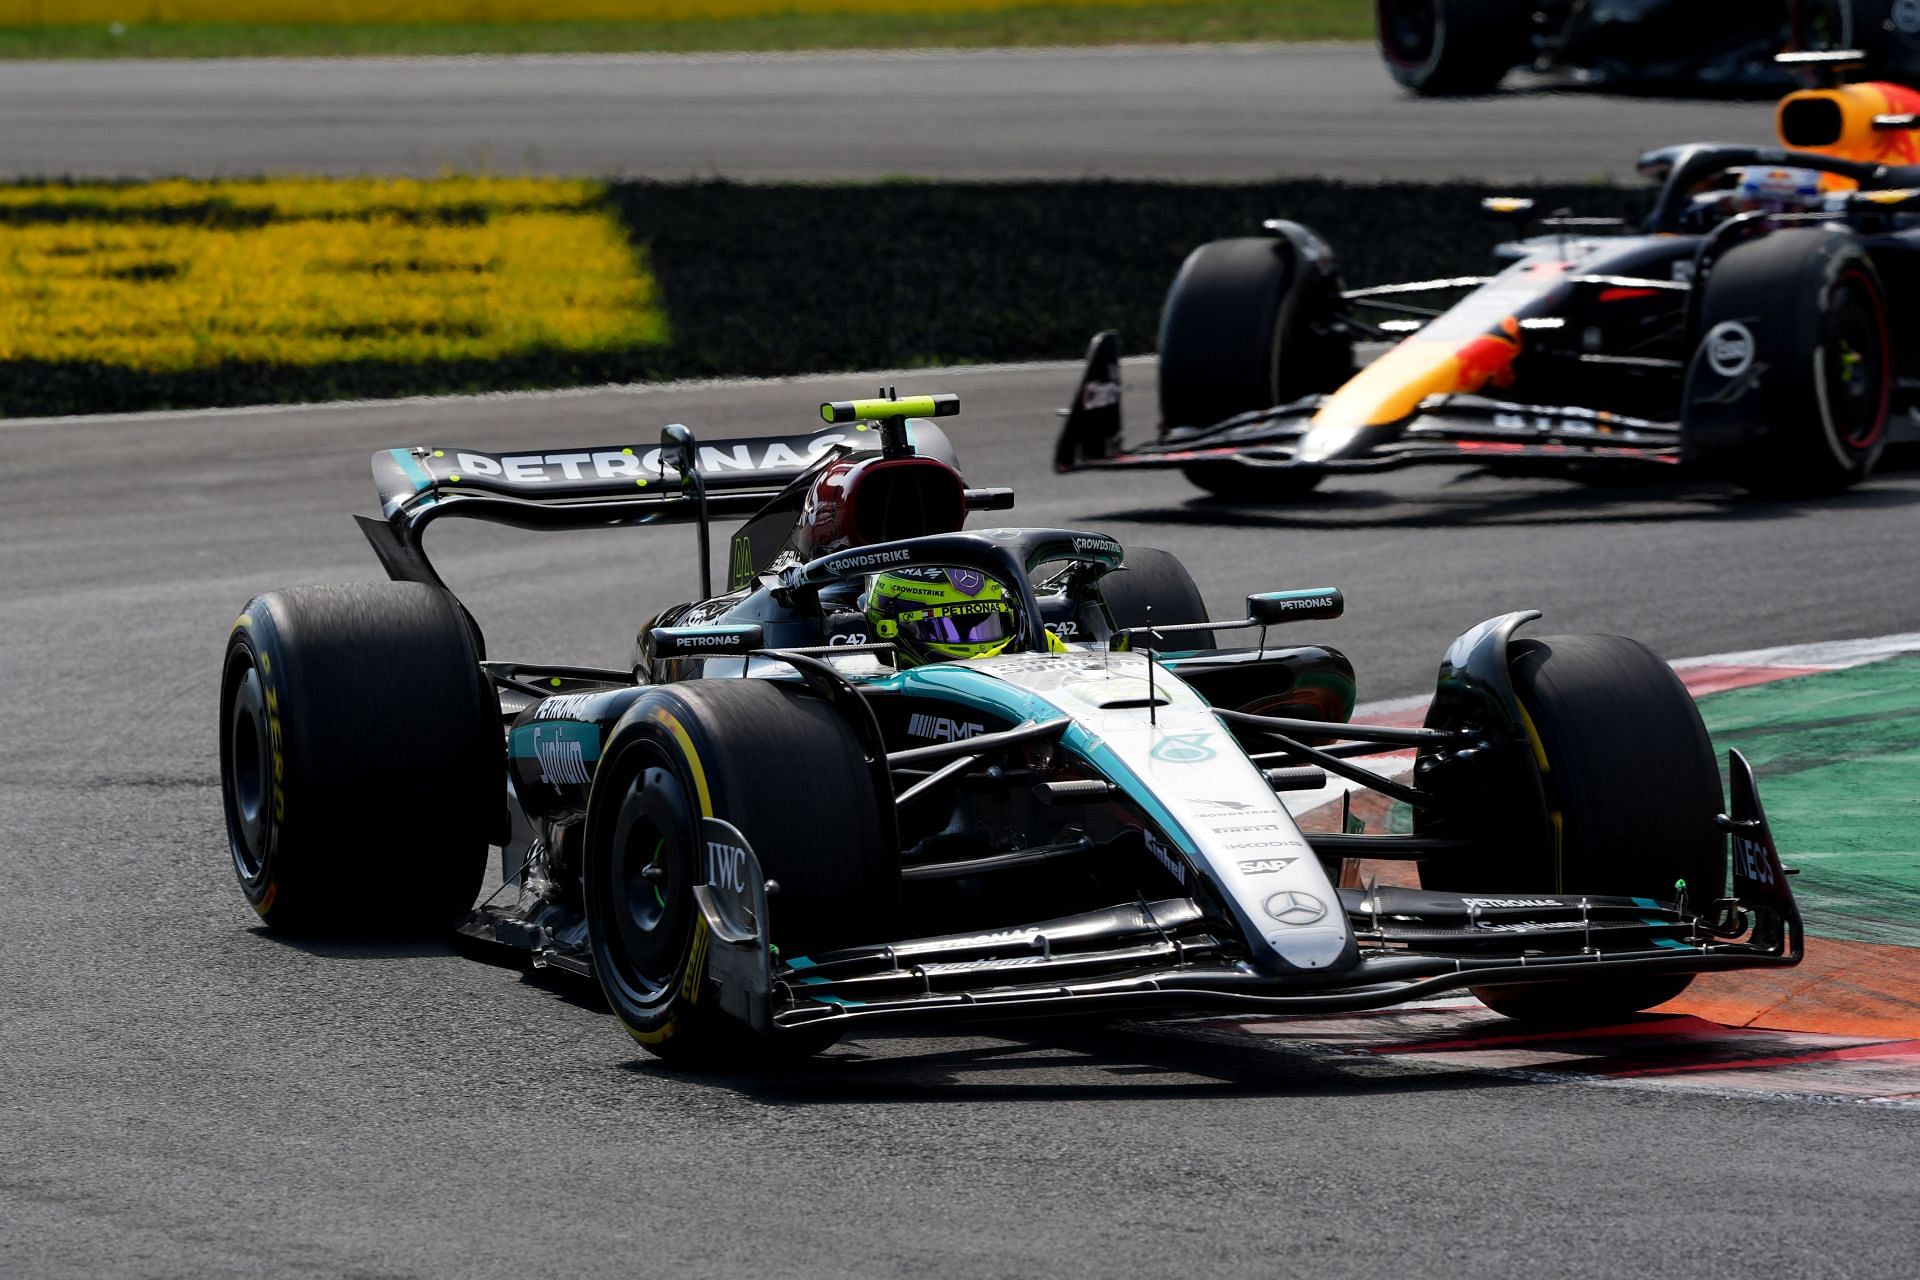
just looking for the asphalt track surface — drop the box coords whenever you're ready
[0,44,1775,183]
[6,360,1920,1277]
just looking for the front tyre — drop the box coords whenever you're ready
[584,680,893,1066]
[1158,233,1351,434]
[219,583,501,934]
[1424,635,1728,1022]
[1158,232,1348,501]
[1180,462,1324,501]
[1377,0,1531,96]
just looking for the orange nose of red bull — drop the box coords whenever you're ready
[1455,319,1523,392]
[1306,317,1523,447]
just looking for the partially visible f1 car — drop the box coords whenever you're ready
[1056,64,1920,500]
[1377,0,1920,97]
[1796,0,1920,84]
[219,393,1803,1067]
[1378,0,1794,96]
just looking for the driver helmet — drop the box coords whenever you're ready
[1732,166,1830,215]
[865,567,1019,667]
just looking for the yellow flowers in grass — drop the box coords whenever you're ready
[3,0,1215,23]
[0,177,665,372]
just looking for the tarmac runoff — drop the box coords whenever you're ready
[1252,634,1920,1102]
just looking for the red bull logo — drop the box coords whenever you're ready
[1311,315,1524,433]
[1453,317,1523,395]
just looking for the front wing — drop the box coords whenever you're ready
[1054,331,1684,481]
[595,751,1803,1036]
[1063,398,1684,479]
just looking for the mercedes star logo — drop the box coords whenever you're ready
[1264,890,1327,926]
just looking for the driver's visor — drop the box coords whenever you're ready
[896,601,1013,646]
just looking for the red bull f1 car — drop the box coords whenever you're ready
[219,394,1802,1065]
[1057,66,1920,501]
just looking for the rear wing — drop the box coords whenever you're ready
[354,409,1022,652]
[358,418,966,610]
[370,422,958,519]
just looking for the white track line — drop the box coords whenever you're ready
[0,354,1157,431]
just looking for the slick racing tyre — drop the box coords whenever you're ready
[219,582,502,934]
[1158,232,1350,499]
[1425,635,1728,1023]
[1377,0,1532,96]
[1098,546,1213,650]
[584,679,894,1066]
[1694,230,1891,495]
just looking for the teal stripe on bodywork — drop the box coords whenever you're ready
[1628,897,1693,949]
[388,447,435,494]
[507,721,603,761]
[888,663,1198,855]
[1062,730,1194,855]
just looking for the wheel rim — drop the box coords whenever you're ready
[223,656,272,883]
[1379,0,1438,68]
[1822,268,1890,454]
[595,756,696,1009]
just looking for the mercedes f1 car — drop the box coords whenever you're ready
[1056,64,1920,501]
[219,394,1802,1065]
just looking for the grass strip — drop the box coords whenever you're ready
[0,3,1369,59]
[1700,657,1920,949]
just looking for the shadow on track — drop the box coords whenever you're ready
[616,1019,1533,1105]
[1086,474,1920,533]
[1498,80,1788,104]
[249,926,462,961]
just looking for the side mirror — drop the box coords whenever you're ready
[1850,187,1920,212]
[659,422,697,480]
[659,422,712,598]
[1481,197,1536,224]
[1247,589,1343,626]
[648,624,766,659]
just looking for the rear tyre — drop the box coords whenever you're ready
[219,583,501,934]
[584,680,893,1066]
[1377,0,1531,96]
[1424,634,1727,1023]
[1098,546,1213,650]
[1694,230,1891,495]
